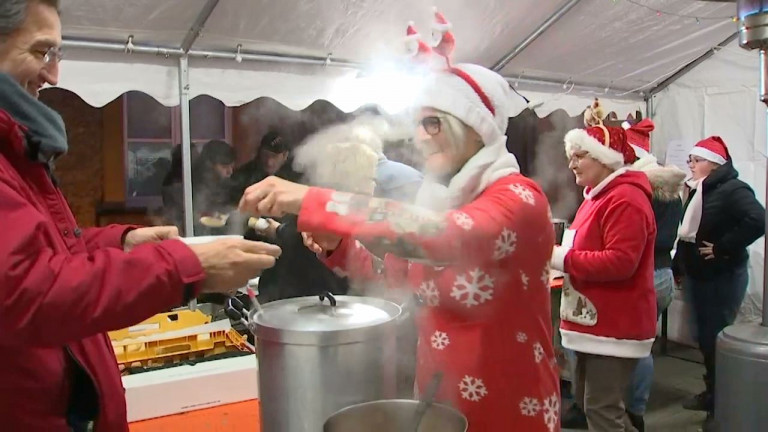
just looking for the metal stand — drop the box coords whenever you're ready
[714,6,768,430]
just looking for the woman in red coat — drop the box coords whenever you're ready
[238,14,560,431]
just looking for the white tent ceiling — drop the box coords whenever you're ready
[56,0,739,115]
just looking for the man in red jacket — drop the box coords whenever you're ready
[0,1,281,431]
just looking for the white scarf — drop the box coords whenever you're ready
[678,178,704,242]
[414,136,521,211]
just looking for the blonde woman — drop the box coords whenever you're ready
[238,16,558,428]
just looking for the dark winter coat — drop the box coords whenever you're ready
[245,215,349,303]
[673,160,765,280]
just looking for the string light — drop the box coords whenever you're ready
[616,0,737,22]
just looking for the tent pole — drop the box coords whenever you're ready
[506,76,643,98]
[760,48,768,327]
[181,0,220,52]
[61,38,361,69]
[178,55,197,310]
[491,0,583,71]
[648,32,738,97]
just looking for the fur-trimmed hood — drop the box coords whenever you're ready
[631,154,686,202]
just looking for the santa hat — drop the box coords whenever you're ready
[623,118,655,158]
[413,11,514,146]
[689,136,730,165]
[564,125,636,170]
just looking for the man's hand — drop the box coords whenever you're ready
[187,238,281,295]
[239,176,309,218]
[124,226,179,252]
[301,232,342,254]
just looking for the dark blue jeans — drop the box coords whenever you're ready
[684,262,749,403]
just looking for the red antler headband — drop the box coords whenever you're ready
[405,9,496,116]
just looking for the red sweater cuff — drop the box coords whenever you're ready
[297,187,334,233]
[159,239,206,298]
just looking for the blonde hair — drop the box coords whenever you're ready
[294,122,380,195]
[439,111,469,150]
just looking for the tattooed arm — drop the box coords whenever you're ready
[298,176,551,266]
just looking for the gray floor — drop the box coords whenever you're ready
[564,343,709,432]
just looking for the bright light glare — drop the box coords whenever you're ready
[330,64,425,114]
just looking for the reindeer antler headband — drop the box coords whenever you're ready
[405,8,496,116]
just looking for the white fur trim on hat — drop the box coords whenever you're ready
[689,146,726,165]
[629,143,650,159]
[417,64,516,147]
[564,128,624,170]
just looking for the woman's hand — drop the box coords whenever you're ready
[239,176,309,217]
[699,241,715,260]
[301,232,342,254]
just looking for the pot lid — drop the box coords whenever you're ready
[254,295,399,333]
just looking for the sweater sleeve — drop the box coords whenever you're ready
[561,200,651,282]
[714,184,765,257]
[298,177,548,267]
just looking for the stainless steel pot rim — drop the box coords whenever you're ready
[253,295,401,333]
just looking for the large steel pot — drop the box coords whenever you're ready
[323,399,468,432]
[249,293,401,432]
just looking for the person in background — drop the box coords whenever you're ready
[623,119,685,431]
[249,124,381,303]
[0,1,281,430]
[190,139,235,234]
[161,145,184,228]
[346,116,424,202]
[228,130,298,204]
[673,136,765,431]
[553,99,656,432]
[239,16,558,430]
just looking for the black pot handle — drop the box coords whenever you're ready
[319,291,337,307]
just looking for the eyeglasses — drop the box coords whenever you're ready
[419,116,444,136]
[39,46,63,65]
[687,156,705,165]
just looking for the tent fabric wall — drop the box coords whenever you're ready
[56,49,644,116]
[653,41,766,344]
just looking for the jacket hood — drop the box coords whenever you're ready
[632,154,685,202]
[585,167,653,202]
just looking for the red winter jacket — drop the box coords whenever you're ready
[551,169,657,358]
[0,109,205,431]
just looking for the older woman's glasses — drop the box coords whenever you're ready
[419,116,443,136]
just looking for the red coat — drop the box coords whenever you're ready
[552,169,657,358]
[0,109,205,431]
[299,174,560,431]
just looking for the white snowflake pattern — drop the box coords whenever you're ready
[519,397,541,416]
[451,269,494,307]
[521,271,530,289]
[510,183,536,205]
[430,330,450,350]
[493,228,517,260]
[418,280,440,307]
[459,375,488,402]
[533,342,545,363]
[541,266,550,287]
[543,393,560,432]
[516,332,528,343]
[452,211,474,231]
